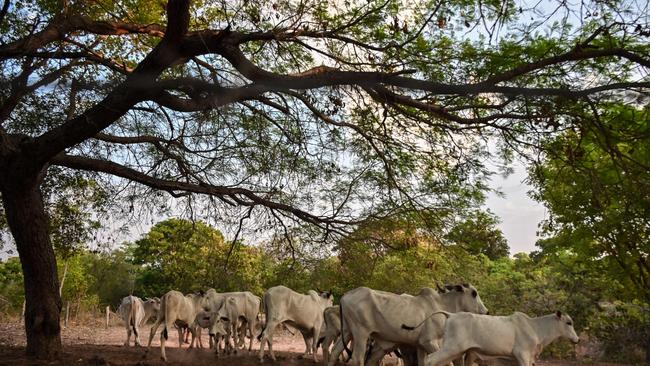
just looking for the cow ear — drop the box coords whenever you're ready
[445,284,454,291]
[555,310,562,319]
[454,285,464,292]
[462,283,469,288]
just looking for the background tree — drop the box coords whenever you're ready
[0,0,648,358]
[446,210,509,259]
[530,102,650,360]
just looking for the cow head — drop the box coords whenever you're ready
[207,311,229,338]
[442,283,488,315]
[314,289,334,308]
[144,297,161,315]
[187,289,209,310]
[554,311,580,344]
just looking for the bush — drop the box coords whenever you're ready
[587,301,649,363]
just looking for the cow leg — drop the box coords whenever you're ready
[424,346,464,366]
[464,351,478,366]
[147,318,163,348]
[311,326,322,363]
[327,335,348,366]
[258,319,279,362]
[247,320,255,353]
[513,351,532,366]
[134,325,141,347]
[365,345,389,366]
[177,326,184,348]
[347,330,370,366]
[125,325,132,347]
[322,333,336,365]
[232,322,239,354]
[160,327,168,361]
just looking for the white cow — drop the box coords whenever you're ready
[117,295,145,346]
[146,290,207,361]
[204,289,261,353]
[328,284,488,366]
[318,305,342,365]
[117,296,160,346]
[425,311,580,366]
[258,286,333,362]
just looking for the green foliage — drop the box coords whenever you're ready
[129,218,273,296]
[530,103,650,303]
[0,257,24,313]
[587,301,649,363]
[446,210,509,259]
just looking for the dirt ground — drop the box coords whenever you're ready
[0,321,630,366]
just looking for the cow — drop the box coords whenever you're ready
[142,297,161,324]
[258,286,333,362]
[146,290,207,361]
[327,284,488,366]
[318,305,341,365]
[118,296,161,347]
[117,295,146,346]
[423,311,580,366]
[203,289,262,353]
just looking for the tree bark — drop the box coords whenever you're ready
[1,171,62,359]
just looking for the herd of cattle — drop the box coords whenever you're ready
[117,284,580,366]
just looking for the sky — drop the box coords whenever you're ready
[484,160,547,255]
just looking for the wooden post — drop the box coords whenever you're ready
[21,300,25,324]
[105,305,110,329]
[64,302,70,328]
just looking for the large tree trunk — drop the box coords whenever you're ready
[1,170,62,359]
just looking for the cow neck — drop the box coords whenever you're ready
[437,291,462,312]
[528,314,561,349]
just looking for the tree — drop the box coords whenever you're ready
[130,218,226,294]
[530,102,650,361]
[130,218,271,296]
[0,0,648,358]
[446,210,509,259]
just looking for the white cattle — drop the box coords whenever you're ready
[146,290,207,361]
[142,297,161,324]
[424,311,580,366]
[328,284,488,366]
[117,295,146,346]
[318,305,341,365]
[117,296,160,346]
[258,286,333,362]
[204,289,261,353]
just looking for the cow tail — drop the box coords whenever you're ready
[257,296,268,341]
[129,296,138,337]
[340,302,352,361]
[401,310,451,330]
[163,326,168,340]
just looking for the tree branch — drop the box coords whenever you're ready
[51,154,357,228]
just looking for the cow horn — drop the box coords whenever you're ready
[329,289,333,296]
[317,287,323,293]
[444,284,454,291]
[436,283,446,293]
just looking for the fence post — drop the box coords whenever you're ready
[64,302,70,328]
[105,305,110,329]
[21,300,25,324]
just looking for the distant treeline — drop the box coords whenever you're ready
[0,217,647,362]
